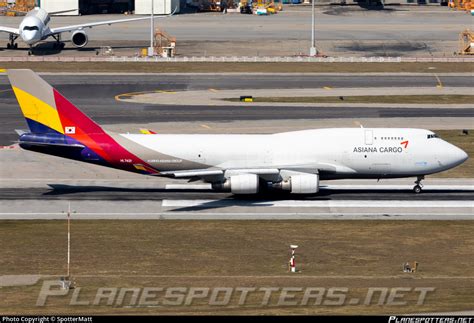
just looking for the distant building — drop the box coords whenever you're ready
[135,0,180,14]
[38,0,180,15]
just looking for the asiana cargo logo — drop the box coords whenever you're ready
[353,140,409,153]
[353,146,404,153]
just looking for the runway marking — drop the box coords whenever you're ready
[323,86,333,90]
[166,184,212,190]
[434,74,443,88]
[162,200,474,208]
[322,184,474,191]
[115,89,176,101]
[0,69,6,73]
[163,184,473,191]
[208,88,219,92]
[200,124,212,129]
[0,145,17,150]
[0,89,12,93]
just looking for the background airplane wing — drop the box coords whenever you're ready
[48,9,177,35]
[0,27,20,35]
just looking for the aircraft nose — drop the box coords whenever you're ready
[22,31,38,44]
[449,145,468,167]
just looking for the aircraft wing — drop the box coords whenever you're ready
[48,9,177,35]
[159,169,224,178]
[159,168,280,179]
[158,164,355,179]
[0,26,20,35]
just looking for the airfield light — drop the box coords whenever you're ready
[289,245,298,273]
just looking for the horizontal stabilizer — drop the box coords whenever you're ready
[15,129,28,136]
[18,141,85,149]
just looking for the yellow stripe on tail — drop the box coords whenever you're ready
[12,86,64,134]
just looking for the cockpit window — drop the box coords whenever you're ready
[23,26,39,31]
[427,134,439,139]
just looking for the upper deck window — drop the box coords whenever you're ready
[427,134,439,139]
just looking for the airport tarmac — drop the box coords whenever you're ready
[0,72,471,220]
[0,6,471,57]
[0,147,472,220]
[0,73,473,145]
[0,180,472,220]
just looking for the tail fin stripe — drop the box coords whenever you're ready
[12,86,64,134]
[54,89,103,134]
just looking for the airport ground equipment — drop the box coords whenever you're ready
[459,29,474,55]
[154,27,176,57]
[448,0,472,10]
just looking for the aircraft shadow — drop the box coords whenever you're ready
[43,184,471,211]
[45,184,212,195]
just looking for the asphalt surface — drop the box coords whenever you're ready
[1,186,473,201]
[1,183,472,219]
[0,74,473,145]
[0,6,471,57]
[0,7,469,42]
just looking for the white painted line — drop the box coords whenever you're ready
[165,184,212,190]
[322,185,474,191]
[162,199,474,208]
[164,184,473,191]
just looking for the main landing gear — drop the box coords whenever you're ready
[413,176,424,194]
[6,34,18,49]
[51,34,65,50]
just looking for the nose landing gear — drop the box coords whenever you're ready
[413,176,424,194]
[7,34,18,49]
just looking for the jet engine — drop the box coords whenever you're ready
[71,30,88,48]
[274,174,319,194]
[213,174,260,194]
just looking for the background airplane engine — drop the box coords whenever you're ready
[215,174,260,194]
[71,30,88,48]
[282,174,319,194]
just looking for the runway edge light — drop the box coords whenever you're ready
[289,245,298,273]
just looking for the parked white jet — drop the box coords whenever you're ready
[7,69,469,195]
[0,7,173,54]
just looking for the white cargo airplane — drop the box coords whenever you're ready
[0,7,174,54]
[8,69,469,195]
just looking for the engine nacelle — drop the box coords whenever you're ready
[213,174,260,194]
[71,30,88,48]
[278,174,319,194]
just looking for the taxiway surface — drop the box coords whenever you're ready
[0,73,473,145]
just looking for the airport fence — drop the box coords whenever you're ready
[0,56,473,63]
